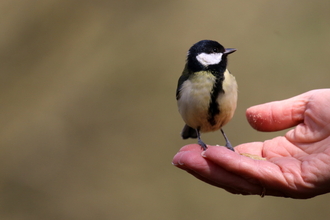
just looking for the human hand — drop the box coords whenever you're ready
[172,89,330,198]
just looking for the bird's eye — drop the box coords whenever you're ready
[212,48,219,53]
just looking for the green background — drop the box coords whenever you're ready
[1,0,330,219]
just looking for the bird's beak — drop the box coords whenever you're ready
[224,48,236,55]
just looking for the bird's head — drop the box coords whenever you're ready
[187,40,236,72]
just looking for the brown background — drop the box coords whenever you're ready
[1,0,330,219]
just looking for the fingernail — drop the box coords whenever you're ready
[201,150,207,158]
[172,152,180,166]
[172,152,186,166]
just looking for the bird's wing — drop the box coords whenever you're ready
[176,64,190,100]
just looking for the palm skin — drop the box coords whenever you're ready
[172,89,330,198]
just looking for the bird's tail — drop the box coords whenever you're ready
[181,124,198,139]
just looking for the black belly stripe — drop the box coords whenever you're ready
[207,73,224,126]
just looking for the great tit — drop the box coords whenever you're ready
[176,40,237,151]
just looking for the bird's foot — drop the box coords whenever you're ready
[198,139,208,151]
[225,141,235,152]
[220,129,235,152]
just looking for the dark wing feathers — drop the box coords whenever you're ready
[176,64,190,100]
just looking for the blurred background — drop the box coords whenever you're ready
[1,0,330,219]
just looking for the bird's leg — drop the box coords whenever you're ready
[220,129,235,151]
[220,129,266,159]
[196,129,207,151]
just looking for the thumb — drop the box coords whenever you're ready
[246,92,311,132]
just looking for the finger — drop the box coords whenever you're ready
[185,168,263,196]
[172,144,203,166]
[202,146,289,191]
[187,168,288,197]
[173,145,264,195]
[246,92,311,131]
[234,142,264,158]
[173,145,291,197]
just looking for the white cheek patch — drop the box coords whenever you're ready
[196,52,223,67]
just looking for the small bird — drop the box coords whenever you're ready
[176,40,238,151]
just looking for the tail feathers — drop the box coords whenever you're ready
[181,125,197,139]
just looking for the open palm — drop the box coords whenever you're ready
[173,89,330,198]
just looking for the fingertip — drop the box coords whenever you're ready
[172,150,188,166]
[172,144,204,166]
[201,150,207,158]
[246,94,309,132]
[172,152,181,166]
[246,104,275,131]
